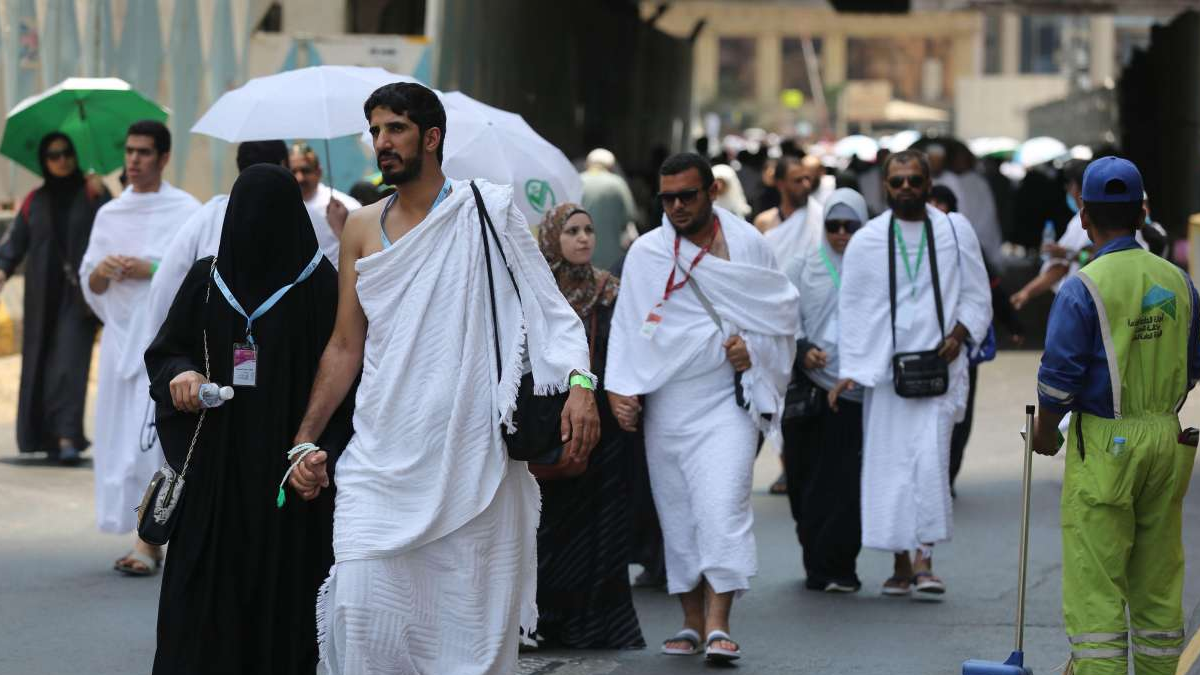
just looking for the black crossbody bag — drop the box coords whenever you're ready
[889,215,949,398]
[472,182,569,461]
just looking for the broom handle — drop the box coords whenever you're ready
[1016,404,1035,652]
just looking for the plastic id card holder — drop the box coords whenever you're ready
[232,343,258,387]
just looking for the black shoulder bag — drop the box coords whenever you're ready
[889,216,949,398]
[136,258,216,545]
[471,182,569,461]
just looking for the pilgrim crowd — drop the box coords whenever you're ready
[1,79,1194,675]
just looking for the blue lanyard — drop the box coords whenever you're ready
[381,178,454,248]
[211,248,323,345]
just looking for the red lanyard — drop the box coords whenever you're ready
[663,216,721,302]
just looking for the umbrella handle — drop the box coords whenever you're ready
[324,138,333,190]
[1015,404,1035,652]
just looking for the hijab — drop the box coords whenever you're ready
[536,202,619,320]
[38,132,84,196]
[215,164,324,311]
[822,187,869,226]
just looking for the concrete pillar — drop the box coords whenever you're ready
[755,32,782,105]
[823,32,847,85]
[693,29,718,106]
[282,0,345,35]
[1001,11,1020,75]
[1089,15,1115,86]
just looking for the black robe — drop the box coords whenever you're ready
[0,184,106,453]
[145,165,353,675]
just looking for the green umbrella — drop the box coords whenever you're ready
[1,77,169,176]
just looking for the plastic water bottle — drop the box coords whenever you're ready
[198,383,235,408]
[1040,220,1057,263]
[1109,436,1127,458]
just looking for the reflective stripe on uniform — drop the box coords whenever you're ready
[1131,644,1182,657]
[1072,648,1127,660]
[1077,271,1122,418]
[1069,632,1129,644]
[1039,380,1075,403]
[1131,628,1183,640]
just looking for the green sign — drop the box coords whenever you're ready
[525,179,556,214]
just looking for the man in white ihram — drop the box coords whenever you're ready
[287,82,599,674]
[829,149,992,599]
[289,142,362,268]
[606,152,798,663]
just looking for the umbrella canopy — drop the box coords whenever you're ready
[832,135,879,162]
[1,77,169,176]
[191,65,420,142]
[880,129,921,153]
[1015,137,1068,168]
[968,136,1021,160]
[439,91,581,225]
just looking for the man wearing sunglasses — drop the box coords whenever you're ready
[288,143,362,269]
[829,149,992,600]
[606,152,799,663]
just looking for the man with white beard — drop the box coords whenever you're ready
[289,143,362,268]
[830,149,992,599]
[80,120,200,575]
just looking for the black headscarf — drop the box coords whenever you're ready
[215,164,322,311]
[38,132,84,195]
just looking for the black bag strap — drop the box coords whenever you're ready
[471,181,521,386]
[889,213,945,352]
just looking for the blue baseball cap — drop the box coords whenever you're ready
[1081,156,1144,203]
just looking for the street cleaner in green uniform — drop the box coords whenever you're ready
[1032,156,1200,675]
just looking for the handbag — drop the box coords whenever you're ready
[889,215,949,398]
[136,258,216,545]
[782,366,825,421]
[472,182,569,462]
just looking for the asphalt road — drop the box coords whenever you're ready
[1,352,1197,675]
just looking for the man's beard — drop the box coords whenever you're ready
[379,150,422,186]
[887,191,927,216]
[671,203,713,237]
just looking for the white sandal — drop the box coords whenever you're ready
[113,550,160,577]
[705,630,742,663]
[661,628,702,656]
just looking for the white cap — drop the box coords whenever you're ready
[218,386,234,401]
[586,148,616,170]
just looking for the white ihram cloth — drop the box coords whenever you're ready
[954,169,1004,269]
[305,183,361,269]
[838,204,992,552]
[606,207,799,594]
[116,194,227,381]
[79,182,200,533]
[317,179,592,675]
[764,199,824,267]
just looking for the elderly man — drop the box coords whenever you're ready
[288,143,362,267]
[580,147,638,269]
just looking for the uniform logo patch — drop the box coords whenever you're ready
[1141,284,1177,320]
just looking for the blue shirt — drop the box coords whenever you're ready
[1037,235,1200,417]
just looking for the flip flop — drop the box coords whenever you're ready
[912,570,946,600]
[113,550,160,577]
[769,473,788,495]
[661,628,701,656]
[882,575,912,596]
[705,630,742,663]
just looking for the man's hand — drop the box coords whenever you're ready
[120,256,155,280]
[724,335,752,372]
[938,323,969,363]
[608,392,641,432]
[289,450,329,501]
[327,198,349,237]
[561,384,600,464]
[96,255,127,281]
[169,370,210,413]
[1010,289,1031,311]
[802,347,828,370]
[1031,412,1063,456]
[827,378,858,412]
[1041,242,1068,259]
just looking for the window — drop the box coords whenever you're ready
[848,37,953,102]
[717,37,756,100]
[349,0,426,35]
[983,13,1002,74]
[257,2,282,33]
[781,37,823,98]
[1020,15,1062,74]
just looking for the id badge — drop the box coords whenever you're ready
[893,299,916,332]
[232,343,258,387]
[641,307,663,339]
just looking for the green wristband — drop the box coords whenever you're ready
[569,374,594,391]
[150,260,159,276]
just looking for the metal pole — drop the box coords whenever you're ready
[323,138,333,190]
[1016,404,1036,652]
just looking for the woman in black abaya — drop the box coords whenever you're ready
[145,164,352,674]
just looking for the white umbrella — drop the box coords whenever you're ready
[191,65,418,142]
[832,134,878,162]
[439,91,581,226]
[967,136,1020,159]
[881,129,920,153]
[1015,136,1068,168]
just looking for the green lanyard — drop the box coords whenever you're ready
[892,217,927,298]
[818,246,841,290]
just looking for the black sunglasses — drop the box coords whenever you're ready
[658,189,701,206]
[824,219,861,234]
[45,149,75,161]
[887,174,926,189]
